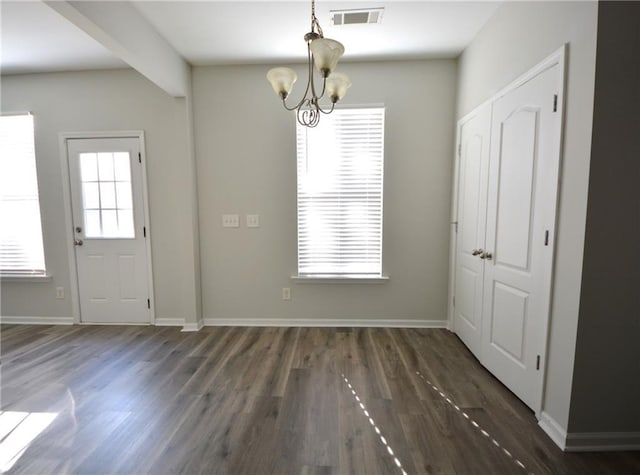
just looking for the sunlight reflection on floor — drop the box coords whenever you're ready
[342,374,408,475]
[0,411,58,472]
[415,371,534,475]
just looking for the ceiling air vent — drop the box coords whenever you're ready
[330,8,384,26]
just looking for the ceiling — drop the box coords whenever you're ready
[1,1,501,75]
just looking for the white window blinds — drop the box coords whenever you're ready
[296,107,385,276]
[0,113,46,275]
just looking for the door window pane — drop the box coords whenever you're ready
[80,153,98,182]
[79,151,135,238]
[99,182,116,209]
[115,182,132,209]
[97,153,115,181]
[82,182,100,209]
[114,153,131,181]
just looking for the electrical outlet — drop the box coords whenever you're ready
[56,287,65,299]
[222,214,239,228]
[246,214,260,228]
[282,287,291,300]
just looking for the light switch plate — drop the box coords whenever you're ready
[282,287,291,300]
[246,214,260,228]
[222,214,239,228]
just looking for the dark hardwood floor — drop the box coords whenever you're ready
[1,325,638,474]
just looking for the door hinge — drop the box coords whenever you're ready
[458,142,462,157]
[544,230,549,246]
[453,221,458,233]
[536,355,541,371]
[147,298,151,309]
[452,296,456,307]
[138,152,142,163]
[553,94,558,112]
[143,226,146,238]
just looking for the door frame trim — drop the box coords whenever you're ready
[448,44,567,417]
[58,131,155,324]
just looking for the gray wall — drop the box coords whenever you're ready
[569,1,640,434]
[456,1,598,430]
[2,60,457,326]
[0,69,201,324]
[192,60,457,323]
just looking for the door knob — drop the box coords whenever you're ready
[480,251,492,260]
[74,239,84,246]
[471,249,483,256]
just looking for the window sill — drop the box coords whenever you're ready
[0,273,52,283]
[292,274,389,284]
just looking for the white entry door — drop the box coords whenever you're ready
[67,137,151,324]
[453,105,491,357]
[481,64,561,410]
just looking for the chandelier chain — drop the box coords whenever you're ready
[310,0,324,38]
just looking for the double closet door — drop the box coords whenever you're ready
[453,55,564,412]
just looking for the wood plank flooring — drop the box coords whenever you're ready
[1,325,638,474]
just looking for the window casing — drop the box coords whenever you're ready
[0,113,47,276]
[296,107,385,277]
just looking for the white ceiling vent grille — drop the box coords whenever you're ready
[330,8,384,26]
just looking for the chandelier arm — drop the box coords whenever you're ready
[308,45,320,104]
[317,100,336,115]
[281,97,300,112]
[318,76,327,100]
[309,68,318,103]
[281,50,315,112]
[308,60,327,103]
[283,43,316,112]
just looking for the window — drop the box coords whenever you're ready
[0,113,46,276]
[296,107,385,277]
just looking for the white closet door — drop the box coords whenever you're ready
[481,64,561,410]
[453,105,491,357]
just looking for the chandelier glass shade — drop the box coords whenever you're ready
[266,0,351,127]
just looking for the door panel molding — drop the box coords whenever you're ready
[59,131,155,324]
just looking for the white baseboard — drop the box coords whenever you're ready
[154,318,185,327]
[0,315,74,325]
[182,320,204,332]
[539,411,640,451]
[203,318,449,328]
[565,431,640,452]
[0,315,447,330]
[539,411,568,450]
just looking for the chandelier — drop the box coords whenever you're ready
[266,0,351,127]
